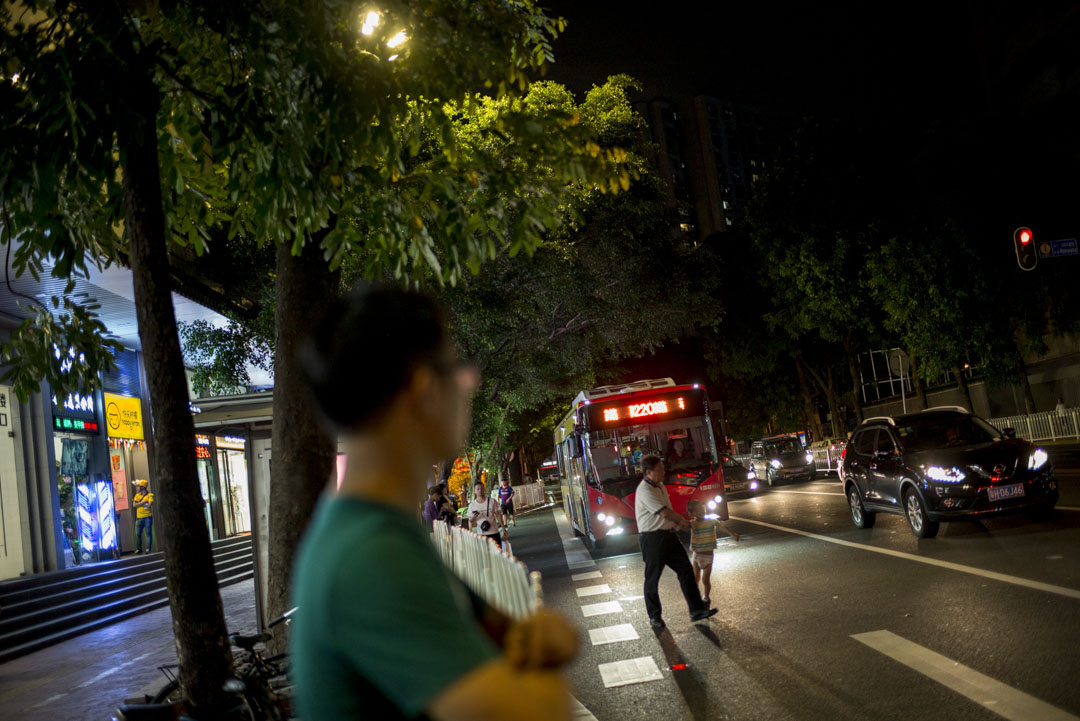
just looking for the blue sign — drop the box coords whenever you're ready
[1037,238,1078,259]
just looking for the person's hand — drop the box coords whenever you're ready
[504,608,580,670]
[676,516,691,531]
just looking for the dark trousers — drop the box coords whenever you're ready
[136,516,153,553]
[640,529,705,621]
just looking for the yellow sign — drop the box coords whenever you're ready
[104,393,145,440]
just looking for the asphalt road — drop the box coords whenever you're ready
[513,449,1080,721]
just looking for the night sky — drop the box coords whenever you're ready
[540,2,991,118]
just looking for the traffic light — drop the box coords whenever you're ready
[1013,226,1037,271]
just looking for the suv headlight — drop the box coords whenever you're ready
[926,466,966,483]
[746,469,756,479]
[1028,448,1048,471]
[770,459,781,469]
[805,452,814,464]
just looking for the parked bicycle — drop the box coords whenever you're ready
[114,607,296,721]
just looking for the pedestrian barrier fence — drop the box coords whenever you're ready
[988,407,1080,442]
[511,482,547,508]
[431,520,541,621]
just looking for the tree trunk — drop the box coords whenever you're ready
[824,365,842,439]
[118,76,233,707]
[266,240,338,640]
[847,352,864,425]
[794,359,823,440]
[953,365,974,411]
[909,350,929,410]
[1014,356,1036,414]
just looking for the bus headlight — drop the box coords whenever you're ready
[604,515,616,527]
[608,527,624,535]
[750,481,759,489]
[707,501,717,510]
[597,512,606,522]
[714,495,723,504]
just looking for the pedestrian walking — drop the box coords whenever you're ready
[634,455,717,629]
[686,500,739,605]
[498,477,517,527]
[290,285,579,721]
[132,480,154,554]
[469,481,508,549]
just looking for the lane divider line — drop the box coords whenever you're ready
[554,507,597,570]
[852,630,1080,721]
[729,515,1080,601]
[771,490,845,496]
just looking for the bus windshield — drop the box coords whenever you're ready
[588,417,715,488]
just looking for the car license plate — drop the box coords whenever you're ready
[987,483,1025,502]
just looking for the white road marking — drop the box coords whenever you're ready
[572,570,604,581]
[588,623,640,646]
[1058,506,1080,511]
[772,490,844,496]
[570,695,600,720]
[576,584,612,598]
[730,515,1080,601]
[553,508,597,569]
[598,656,664,688]
[546,509,601,719]
[853,630,1080,721]
[581,600,624,617]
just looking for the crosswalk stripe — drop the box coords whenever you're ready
[575,584,612,597]
[572,570,604,581]
[598,656,664,688]
[581,600,623,617]
[588,623,640,646]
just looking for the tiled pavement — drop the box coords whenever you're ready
[0,579,258,721]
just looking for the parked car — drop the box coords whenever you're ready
[842,407,1059,538]
[810,437,847,475]
[719,455,760,495]
[749,434,816,486]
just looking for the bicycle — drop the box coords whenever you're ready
[116,607,296,721]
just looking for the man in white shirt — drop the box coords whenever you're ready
[634,455,717,629]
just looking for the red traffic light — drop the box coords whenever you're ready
[1013,226,1037,271]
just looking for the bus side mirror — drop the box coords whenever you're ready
[571,432,584,459]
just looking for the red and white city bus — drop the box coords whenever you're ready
[554,378,730,549]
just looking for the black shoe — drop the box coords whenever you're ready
[690,608,718,622]
[649,617,666,629]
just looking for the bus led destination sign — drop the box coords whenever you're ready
[587,390,705,428]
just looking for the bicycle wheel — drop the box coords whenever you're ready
[150,679,182,704]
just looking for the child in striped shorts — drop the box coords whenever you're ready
[686,499,740,605]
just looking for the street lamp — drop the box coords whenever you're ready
[361,10,380,35]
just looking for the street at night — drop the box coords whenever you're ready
[514,448,1080,721]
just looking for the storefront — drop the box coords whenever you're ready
[51,390,116,567]
[0,384,26,580]
[104,392,152,553]
[195,434,252,540]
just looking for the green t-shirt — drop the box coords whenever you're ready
[290,495,499,719]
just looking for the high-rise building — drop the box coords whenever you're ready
[639,95,766,240]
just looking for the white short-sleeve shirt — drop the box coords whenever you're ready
[468,497,500,534]
[635,478,675,532]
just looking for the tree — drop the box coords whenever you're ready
[1,0,622,709]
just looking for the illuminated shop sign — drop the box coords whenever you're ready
[585,390,707,429]
[217,436,246,450]
[105,393,144,440]
[54,416,100,433]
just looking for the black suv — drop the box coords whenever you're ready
[842,407,1058,538]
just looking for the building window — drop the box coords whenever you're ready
[725,217,733,226]
[722,201,730,209]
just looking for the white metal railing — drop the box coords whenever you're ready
[431,520,541,620]
[511,482,547,508]
[988,408,1080,442]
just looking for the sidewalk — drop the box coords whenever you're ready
[0,579,258,721]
